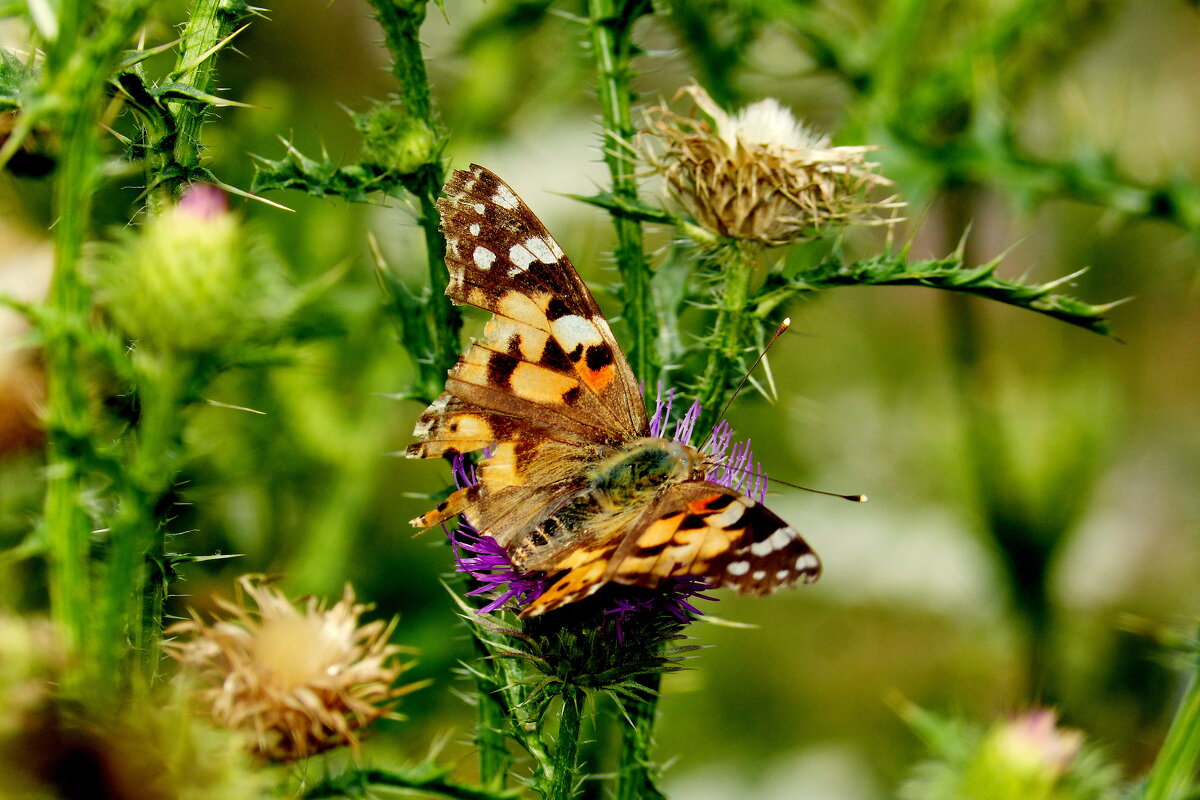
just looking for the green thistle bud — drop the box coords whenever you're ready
[899,706,1120,800]
[357,101,440,175]
[95,186,292,356]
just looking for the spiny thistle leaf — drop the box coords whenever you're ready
[250,144,404,200]
[771,252,1118,335]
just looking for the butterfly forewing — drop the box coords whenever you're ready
[434,165,647,440]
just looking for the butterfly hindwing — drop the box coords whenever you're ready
[518,482,820,617]
[610,482,821,595]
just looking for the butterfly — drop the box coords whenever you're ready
[407,164,821,617]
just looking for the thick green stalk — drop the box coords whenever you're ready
[616,673,666,800]
[695,240,756,434]
[145,0,251,206]
[587,0,658,388]
[473,663,512,788]
[547,687,586,800]
[39,1,153,687]
[42,104,97,670]
[1142,649,1200,800]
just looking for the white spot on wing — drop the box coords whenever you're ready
[472,202,485,214]
[493,184,519,210]
[469,223,481,235]
[524,236,557,264]
[752,570,766,580]
[775,570,790,580]
[795,553,819,572]
[708,502,746,529]
[474,246,496,271]
[727,560,750,576]
[749,528,794,556]
[551,314,605,350]
[509,242,538,272]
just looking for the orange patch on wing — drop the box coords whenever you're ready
[686,495,725,515]
[577,363,614,393]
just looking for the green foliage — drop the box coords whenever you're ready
[2,1,1197,799]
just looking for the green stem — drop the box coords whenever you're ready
[587,0,658,388]
[148,0,250,205]
[365,0,461,393]
[416,164,464,394]
[42,97,100,683]
[97,355,191,692]
[695,240,756,434]
[1142,646,1200,800]
[471,635,513,789]
[616,673,666,800]
[39,1,154,689]
[548,687,586,800]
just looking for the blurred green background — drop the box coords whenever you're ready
[1,1,1197,798]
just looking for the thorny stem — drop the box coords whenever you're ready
[587,0,659,391]
[366,0,461,395]
[39,0,153,691]
[695,239,757,434]
[471,633,514,788]
[97,355,192,691]
[616,672,666,800]
[152,0,251,205]
[548,686,586,800]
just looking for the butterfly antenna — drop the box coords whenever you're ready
[704,318,792,443]
[719,461,867,503]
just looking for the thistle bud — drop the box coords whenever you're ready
[94,185,292,355]
[900,707,1117,800]
[357,101,440,176]
[643,84,899,246]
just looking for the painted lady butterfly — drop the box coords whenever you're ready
[408,164,821,617]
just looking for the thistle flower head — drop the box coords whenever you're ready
[643,84,899,246]
[166,575,415,762]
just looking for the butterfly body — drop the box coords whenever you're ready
[409,164,821,617]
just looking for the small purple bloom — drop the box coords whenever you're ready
[177,183,228,220]
[449,518,548,614]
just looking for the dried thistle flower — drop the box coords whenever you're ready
[643,84,899,245]
[166,575,417,762]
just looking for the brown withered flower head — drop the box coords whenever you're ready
[166,575,417,762]
[644,84,899,246]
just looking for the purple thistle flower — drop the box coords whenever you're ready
[449,518,548,614]
[445,390,765,620]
